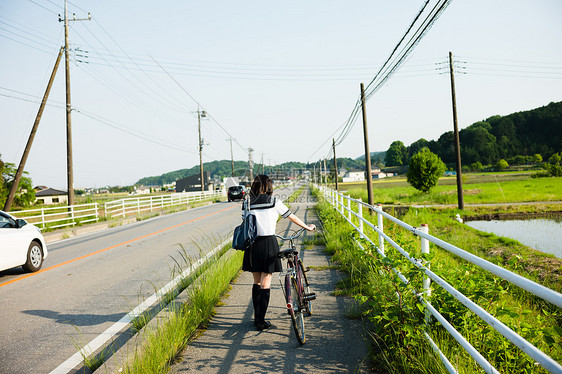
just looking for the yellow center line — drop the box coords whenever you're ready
[0,204,239,289]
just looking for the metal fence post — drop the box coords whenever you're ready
[347,195,352,221]
[420,223,431,324]
[358,197,363,236]
[41,207,45,229]
[122,200,126,218]
[377,203,384,255]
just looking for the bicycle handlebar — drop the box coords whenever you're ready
[274,227,306,241]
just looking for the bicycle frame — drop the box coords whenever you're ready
[276,228,315,344]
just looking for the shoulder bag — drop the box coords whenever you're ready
[232,196,257,250]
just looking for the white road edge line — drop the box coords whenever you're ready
[49,238,231,374]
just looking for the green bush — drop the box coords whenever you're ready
[406,149,446,193]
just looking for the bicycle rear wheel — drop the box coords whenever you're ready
[289,276,305,344]
[297,260,313,316]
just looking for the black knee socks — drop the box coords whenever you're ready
[256,288,271,324]
[252,284,260,324]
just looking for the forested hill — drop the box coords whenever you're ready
[135,154,384,186]
[385,101,562,166]
[136,160,249,186]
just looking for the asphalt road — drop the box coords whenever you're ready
[0,184,297,374]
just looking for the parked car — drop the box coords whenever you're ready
[0,210,48,273]
[227,185,246,202]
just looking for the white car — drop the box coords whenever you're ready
[0,210,48,273]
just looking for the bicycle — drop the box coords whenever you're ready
[276,228,316,345]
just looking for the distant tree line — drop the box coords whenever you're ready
[136,152,388,186]
[385,101,562,168]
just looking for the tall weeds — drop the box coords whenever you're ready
[121,248,243,374]
[313,187,561,374]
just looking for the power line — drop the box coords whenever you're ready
[310,0,454,163]
[26,0,58,15]
[150,56,249,156]
[71,26,187,117]
[0,25,59,50]
[0,33,53,54]
[74,109,198,154]
[0,86,199,154]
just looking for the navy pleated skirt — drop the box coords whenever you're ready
[242,235,283,273]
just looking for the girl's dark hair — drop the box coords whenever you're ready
[250,174,273,196]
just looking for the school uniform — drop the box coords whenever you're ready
[241,194,291,273]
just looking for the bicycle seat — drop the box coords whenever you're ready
[278,249,298,258]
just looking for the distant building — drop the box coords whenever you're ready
[35,188,68,205]
[224,177,240,189]
[342,170,365,183]
[132,186,155,195]
[176,172,212,192]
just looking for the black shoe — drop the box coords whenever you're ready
[256,321,271,331]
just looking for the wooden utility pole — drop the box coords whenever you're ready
[60,0,90,206]
[227,137,235,177]
[323,159,327,186]
[332,139,339,191]
[4,47,64,212]
[449,52,464,210]
[360,83,374,209]
[248,148,254,181]
[197,108,206,191]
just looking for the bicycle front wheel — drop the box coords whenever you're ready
[289,276,305,344]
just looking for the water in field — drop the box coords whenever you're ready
[465,218,562,259]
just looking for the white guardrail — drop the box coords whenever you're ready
[14,203,99,229]
[104,190,225,218]
[316,184,562,374]
[12,190,225,229]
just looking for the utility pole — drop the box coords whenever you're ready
[360,83,374,210]
[332,139,339,191]
[227,137,235,177]
[248,148,254,181]
[323,159,327,186]
[313,164,317,184]
[449,52,464,210]
[59,0,90,206]
[260,153,265,175]
[4,47,64,212]
[197,108,206,191]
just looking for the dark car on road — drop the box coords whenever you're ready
[227,185,246,202]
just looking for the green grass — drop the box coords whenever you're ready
[121,248,243,374]
[339,174,562,205]
[312,185,561,374]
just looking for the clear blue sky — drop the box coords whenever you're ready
[1,0,561,189]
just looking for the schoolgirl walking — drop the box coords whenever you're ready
[241,175,315,331]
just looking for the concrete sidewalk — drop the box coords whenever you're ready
[168,191,371,373]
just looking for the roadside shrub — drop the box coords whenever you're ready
[545,153,562,177]
[497,159,509,171]
[407,148,446,193]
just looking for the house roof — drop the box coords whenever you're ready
[36,188,67,197]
